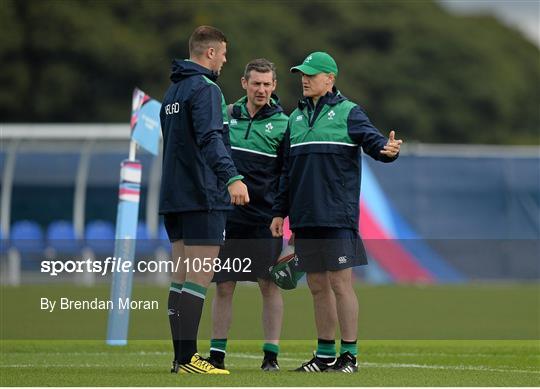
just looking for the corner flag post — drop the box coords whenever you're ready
[106,88,161,345]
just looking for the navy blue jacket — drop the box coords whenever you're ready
[159,60,238,213]
[273,89,397,231]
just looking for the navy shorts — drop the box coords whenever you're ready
[163,211,227,246]
[212,221,283,283]
[293,227,367,273]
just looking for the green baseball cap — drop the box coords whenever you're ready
[269,256,305,290]
[268,244,305,290]
[290,51,338,76]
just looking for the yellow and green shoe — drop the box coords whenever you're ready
[179,353,230,374]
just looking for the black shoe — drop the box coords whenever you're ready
[206,356,225,370]
[294,354,336,372]
[261,358,280,371]
[328,352,358,373]
[171,360,180,374]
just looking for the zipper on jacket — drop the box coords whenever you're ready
[306,99,326,129]
[243,103,269,139]
[307,100,315,129]
[244,119,254,139]
[301,110,312,130]
[244,108,262,139]
[308,105,333,131]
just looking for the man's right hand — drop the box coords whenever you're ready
[228,180,250,205]
[270,217,284,237]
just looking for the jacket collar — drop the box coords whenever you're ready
[298,86,346,111]
[170,59,218,82]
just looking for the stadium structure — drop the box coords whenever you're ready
[1,124,539,285]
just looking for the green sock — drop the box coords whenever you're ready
[340,339,357,357]
[210,338,228,354]
[263,342,279,359]
[169,282,183,294]
[182,281,207,299]
[316,339,336,360]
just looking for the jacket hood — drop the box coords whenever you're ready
[170,59,218,83]
[298,86,346,110]
[231,93,284,120]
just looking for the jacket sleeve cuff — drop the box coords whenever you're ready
[226,175,244,186]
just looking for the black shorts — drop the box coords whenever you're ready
[293,227,367,273]
[163,211,227,246]
[212,221,283,283]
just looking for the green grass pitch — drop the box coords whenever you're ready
[1,283,539,386]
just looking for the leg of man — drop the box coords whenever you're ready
[258,277,283,365]
[307,272,337,340]
[169,240,186,368]
[328,268,358,342]
[171,240,187,283]
[210,281,236,365]
[177,245,219,364]
[307,272,338,361]
[328,268,358,363]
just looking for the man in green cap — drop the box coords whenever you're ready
[270,51,402,373]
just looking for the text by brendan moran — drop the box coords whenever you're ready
[40,297,159,312]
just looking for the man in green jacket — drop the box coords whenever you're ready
[271,52,402,373]
[209,59,289,371]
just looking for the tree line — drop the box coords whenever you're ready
[1,0,538,144]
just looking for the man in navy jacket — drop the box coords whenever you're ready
[271,52,402,373]
[160,25,249,375]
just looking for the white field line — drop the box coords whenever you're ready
[361,352,540,359]
[360,361,540,375]
[1,353,539,375]
[231,353,540,374]
[3,351,539,359]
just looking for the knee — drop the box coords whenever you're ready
[328,271,353,296]
[216,281,236,299]
[259,279,281,299]
[307,273,331,297]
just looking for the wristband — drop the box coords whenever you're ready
[227,175,244,186]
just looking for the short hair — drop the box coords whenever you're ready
[189,26,227,57]
[244,58,276,81]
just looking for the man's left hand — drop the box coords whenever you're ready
[380,130,403,157]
